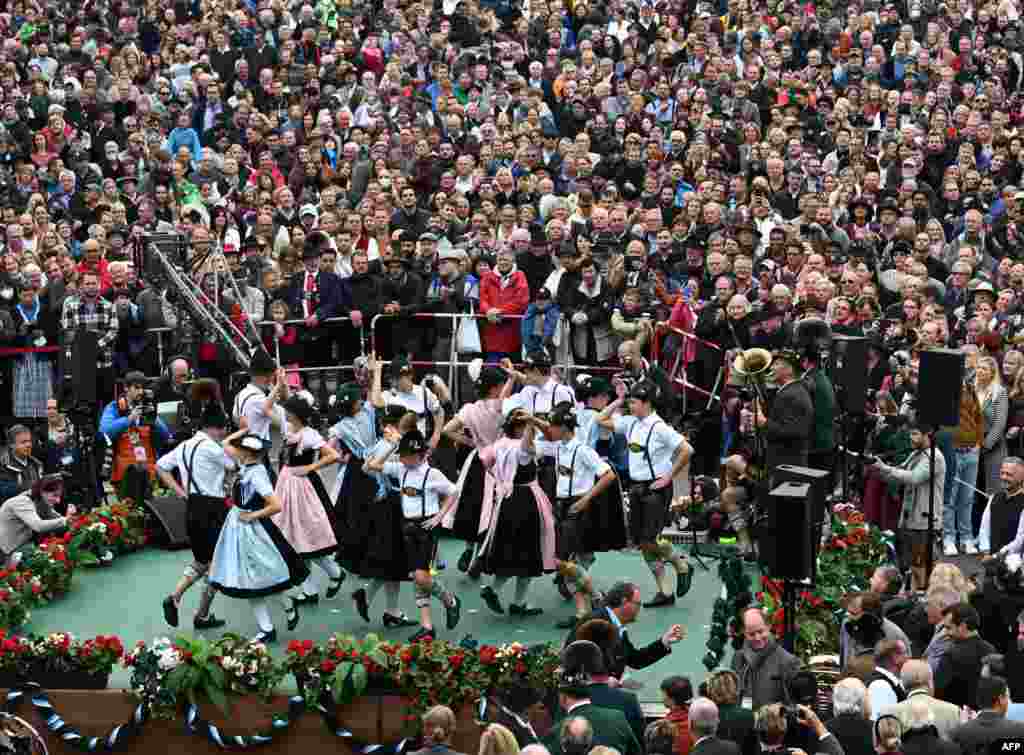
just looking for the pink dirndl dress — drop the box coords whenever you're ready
[272,427,339,559]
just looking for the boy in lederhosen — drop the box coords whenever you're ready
[536,404,624,629]
[365,428,462,642]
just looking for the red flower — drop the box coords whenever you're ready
[320,660,337,674]
[400,650,413,664]
[302,640,314,651]
[515,661,526,674]
[0,591,10,602]
[479,646,498,665]
[288,640,308,657]
[450,653,464,669]
[772,608,785,624]
[30,583,41,594]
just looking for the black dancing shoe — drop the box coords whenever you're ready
[509,604,543,617]
[676,566,693,598]
[325,573,346,599]
[383,612,418,628]
[642,593,676,608]
[162,596,179,628]
[555,616,580,630]
[445,592,462,630]
[409,626,436,643]
[480,585,504,614]
[294,593,319,605]
[194,613,226,630]
[286,598,301,631]
[253,629,277,644]
[457,548,474,573]
[467,559,483,579]
[352,588,370,622]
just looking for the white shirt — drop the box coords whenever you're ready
[156,431,235,497]
[384,385,441,437]
[613,412,684,482]
[233,384,282,442]
[504,379,576,418]
[536,438,611,498]
[979,489,1024,555]
[868,667,902,720]
[381,460,457,519]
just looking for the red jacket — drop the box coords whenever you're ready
[479,270,529,355]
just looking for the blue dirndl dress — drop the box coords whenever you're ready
[210,462,309,598]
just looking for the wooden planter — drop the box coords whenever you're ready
[0,690,486,755]
[0,668,109,690]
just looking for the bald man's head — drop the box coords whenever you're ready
[832,677,870,719]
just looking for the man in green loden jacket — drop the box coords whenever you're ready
[544,663,642,755]
[802,350,837,481]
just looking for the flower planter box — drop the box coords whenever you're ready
[0,690,486,755]
[0,668,109,690]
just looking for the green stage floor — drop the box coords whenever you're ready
[26,536,732,702]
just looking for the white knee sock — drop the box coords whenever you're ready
[251,600,273,632]
[514,577,532,606]
[301,572,319,595]
[385,582,400,614]
[316,556,342,579]
[493,575,510,597]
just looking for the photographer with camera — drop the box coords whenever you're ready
[873,420,945,591]
[99,371,172,490]
[0,474,74,568]
[755,701,844,755]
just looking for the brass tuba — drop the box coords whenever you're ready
[731,348,774,379]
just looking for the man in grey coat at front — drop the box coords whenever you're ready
[731,607,801,710]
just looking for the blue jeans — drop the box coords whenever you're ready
[943,446,979,545]
[520,303,560,353]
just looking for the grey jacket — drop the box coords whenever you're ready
[730,640,801,711]
[876,447,946,531]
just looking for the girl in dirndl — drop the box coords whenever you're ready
[440,360,512,573]
[477,407,558,618]
[274,395,345,604]
[329,380,380,572]
[350,404,421,628]
[12,285,52,419]
[211,431,309,643]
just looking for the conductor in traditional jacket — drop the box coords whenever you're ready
[755,349,814,473]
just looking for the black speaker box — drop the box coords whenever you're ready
[917,348,966,428]
[774,465,830,526]
[831,336,869,414]
[144,496,190,549]
[60,329,98,406]
[758,481,816,581]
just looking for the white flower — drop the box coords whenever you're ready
[157,648,182,671]
[88,523,107,534]
[1007,553,1023,574]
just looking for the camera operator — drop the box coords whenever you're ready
[0,474,74,568]
[754,702,844,755]
[873,421,945,589]
[99,370,172,491]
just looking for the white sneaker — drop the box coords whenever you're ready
[943,541,959,557]
[963,543,979,555]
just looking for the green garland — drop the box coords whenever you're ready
[703,556,752,671]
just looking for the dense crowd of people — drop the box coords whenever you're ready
[0,0,1023,751]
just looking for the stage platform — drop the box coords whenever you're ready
[25,535,732,703]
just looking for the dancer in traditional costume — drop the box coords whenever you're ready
[536,404,627,628]
[274,395,345,604]
[365,428,463,642]
[231,350,287,483]
[349,353,421,628]
[477,407,558,617]
[156,403,234,630]
[598,380,693,607]
[210,431,309,643]
[441,359,512,573]
[383,355,445,446]
[329,380,379,572]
